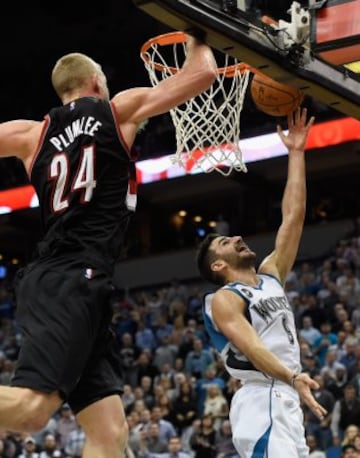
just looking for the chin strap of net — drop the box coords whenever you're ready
[141,36,250,176]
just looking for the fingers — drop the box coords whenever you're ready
[288,107,314,129]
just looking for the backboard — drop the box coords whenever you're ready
[133,0,360,119]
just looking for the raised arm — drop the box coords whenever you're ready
[259,108,314,284]
[111,34,217,147]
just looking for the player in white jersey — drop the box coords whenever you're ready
[196,108,327,458]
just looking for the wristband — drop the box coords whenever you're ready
[290,372,300,388]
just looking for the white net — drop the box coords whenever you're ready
[141,33,250,176]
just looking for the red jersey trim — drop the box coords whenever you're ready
[28,115,50,179]
[109,100,132,159]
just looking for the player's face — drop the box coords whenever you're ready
[211,235,256,269]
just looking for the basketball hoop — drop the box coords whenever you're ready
[140,31,253,176]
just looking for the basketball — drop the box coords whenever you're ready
[250,73,304,117]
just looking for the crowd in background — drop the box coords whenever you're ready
[0,219,359,458]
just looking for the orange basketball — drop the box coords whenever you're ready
[250,73,304,117]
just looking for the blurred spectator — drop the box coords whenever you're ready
[123,385,136,412]
[63,421,85,458]
[203,385,229,431]
[320,349,346,383]
[157,393,176,425]
[119,333,142,386]
[0,359,15,385]
[341,425,360,448]
[155,316,174,345]
[39,433,62,457]
[341,444,357,458]
[136,322,157,353]
[313,321,338,366]
[140,376,156,409]
[302,352,321,378]
[326,365,348,400]
[196,366,226,416]
[339,339,358,372]
[172,381,197,435]
[306,435,326,458]
[55,404,77,452]
[138,435,191,458]
[353,433,360,456]
[185,339,214,380]
[18,436,39,458]
[300,316,322,346]
[190,414,216,458]
[300,294,326,329]
[136,352,159,385]
[214,419,239,458]
[150,406,177,443]
[331,384,360,446]
[153,336,178,372]
[143,422,168,454]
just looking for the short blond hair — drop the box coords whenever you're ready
[51,52,101,98]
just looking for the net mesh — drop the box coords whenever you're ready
[141,34,250,176]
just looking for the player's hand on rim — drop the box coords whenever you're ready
[292,372,328,420]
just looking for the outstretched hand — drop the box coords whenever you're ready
[293,373,328,420]
[277,107,315,153]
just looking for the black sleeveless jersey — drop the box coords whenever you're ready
[29,97,137,271]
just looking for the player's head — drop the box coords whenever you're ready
[51,52,109,102]
[196,233,256,285]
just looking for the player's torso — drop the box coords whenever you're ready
[29,97,136,267]
[203,274,301,383]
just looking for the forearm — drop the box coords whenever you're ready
[182,35,217,82]
[281,151,306,221]
[246,344,294,385]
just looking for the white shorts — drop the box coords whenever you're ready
[229,381,309,458]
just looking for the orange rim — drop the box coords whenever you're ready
[140,31,255,77]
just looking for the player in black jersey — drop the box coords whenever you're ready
[0,34,217,457]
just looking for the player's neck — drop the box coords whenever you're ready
[227,267,259,286]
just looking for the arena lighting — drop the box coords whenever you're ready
[0,117,359,215]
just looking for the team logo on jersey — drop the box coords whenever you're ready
[70,101,75,110]
[241,288,253,298]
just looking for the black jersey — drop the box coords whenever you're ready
[29,97,136,271]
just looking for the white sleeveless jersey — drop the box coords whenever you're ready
[203,273,301,383]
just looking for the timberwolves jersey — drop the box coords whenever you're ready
[29,97,136,270]
[203,273,301,383]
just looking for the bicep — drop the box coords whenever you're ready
[212,290,263,356]
[0,120,37,160]
[113,68,212,125]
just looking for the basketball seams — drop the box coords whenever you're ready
[250,73,303,116]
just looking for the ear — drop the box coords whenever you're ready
[211,259,226,272]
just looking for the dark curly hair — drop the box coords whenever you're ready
[195,233,225,286]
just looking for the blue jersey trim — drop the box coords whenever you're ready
[202,294,228,353]
[251,381,274,457]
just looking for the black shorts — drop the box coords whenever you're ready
[12,258,123,414]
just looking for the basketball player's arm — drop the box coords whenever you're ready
[0,120,41,161]
[259,108,314,284]
[212,288,327,419]
[111,35,217,145]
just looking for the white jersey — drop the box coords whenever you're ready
[203,273,301,384]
